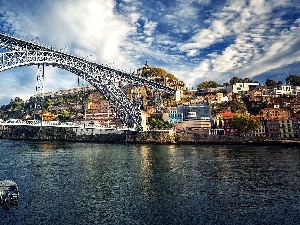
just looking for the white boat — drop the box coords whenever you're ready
[0,180,19,203]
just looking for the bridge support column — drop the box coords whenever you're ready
[34,64,45,122]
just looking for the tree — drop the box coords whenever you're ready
[222,82,229,87]
[229,77,244,85]
[0,97,25,119]
[148,118,172,129]
[286,75,300,86]
[9,97,24,111]
[229,100,247,113]
[142,68,167,78]
[197,81,218,90]
[58,109,71,121]
[265,79,278,87]
[243,78,253,83]
[229,113,261,135]
[141,68,180,86]
[166,73,178,81]
[277,81,283,86]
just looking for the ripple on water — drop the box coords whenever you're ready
[0,141,300,224]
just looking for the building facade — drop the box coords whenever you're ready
[177,103,211,121]
[226,83,260,94]
[259,108,291,120]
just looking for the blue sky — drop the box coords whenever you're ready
[0,0,299,105]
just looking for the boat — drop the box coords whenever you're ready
[0,180,19,203]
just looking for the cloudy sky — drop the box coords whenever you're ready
[0,0,299,105]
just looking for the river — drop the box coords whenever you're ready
[0,140,299,224]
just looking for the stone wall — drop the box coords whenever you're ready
[1,125,299,145]
[126,130,176,144]
[0,125,126,143]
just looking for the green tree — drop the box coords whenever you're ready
[58,109,71,121]
[243,78,253,83]
[148,118,172,129]
[265,79,278,87]
[166,73,178,81]
[9,97,24,111]
[286,75,300,86]
[142,68,167,78]
[229,100,247,113]
[277,81,283,86]
[229,113,260,135]
[197,81,218,90]
[229,77,244,85]
[0,97,25,119]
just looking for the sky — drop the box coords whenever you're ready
[0,0,299,105]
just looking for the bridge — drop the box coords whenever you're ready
[0,33,175,131]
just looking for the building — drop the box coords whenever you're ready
[227,82,260,94]
[259,108,291,120]
[250,117,266,137]
[223,119,239,136]
[212,112,235,129]
[276,85,293,96]
[278,119,298,138]
[177,103,211,121]
[247,87,267,102]
[175,90,182,102]
[215,112,239,136]
[215,93,229,103]
[42,112,58,121]
[174,118,211,134]
[265,120,280,137]
[163,107,183,123]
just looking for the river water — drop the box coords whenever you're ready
[0,140,299,225]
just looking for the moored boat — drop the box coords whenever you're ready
[0,180,19,203]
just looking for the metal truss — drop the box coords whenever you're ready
[0,33,175,130]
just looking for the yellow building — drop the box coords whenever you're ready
[42,112,58,121]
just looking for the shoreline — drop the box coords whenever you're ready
[0,125,300,146]
[1,138,299,147]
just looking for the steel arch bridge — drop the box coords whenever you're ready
[0,33,175,130]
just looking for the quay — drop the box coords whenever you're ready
[0,122,299,146]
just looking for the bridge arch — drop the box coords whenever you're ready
[0,33,175,130]
[0,50,144,129]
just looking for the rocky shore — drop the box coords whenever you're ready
[0,125,299,146]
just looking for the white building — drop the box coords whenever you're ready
[175,90,182,102]
[227,83,260,94]
[275,85,293,95]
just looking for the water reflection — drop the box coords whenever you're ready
[140,145,153,197]
[0,141,300,224]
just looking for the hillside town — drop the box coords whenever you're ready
[1,62,300,140]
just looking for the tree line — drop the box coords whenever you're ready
[196,74,300,90]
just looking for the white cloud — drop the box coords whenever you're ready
[177,0,300,86]
[143,20,158,36]
[0,0,143,104]
[0,0,299,105]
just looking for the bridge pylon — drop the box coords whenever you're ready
[34,64,45,121]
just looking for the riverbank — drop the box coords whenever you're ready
[0,125,299,146]
[127,131,300,146]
